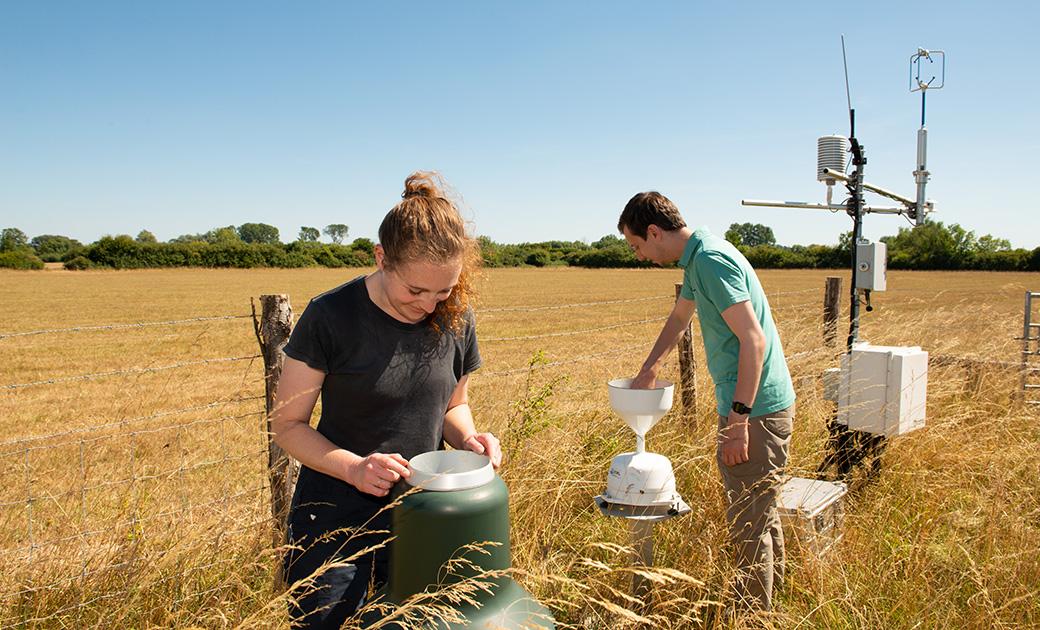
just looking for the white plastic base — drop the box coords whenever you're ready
[604,451,677,507]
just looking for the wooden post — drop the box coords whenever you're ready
[674,283,696,416]
[823,276,842,348]
[967,363,985,397]
[252,295,297,549]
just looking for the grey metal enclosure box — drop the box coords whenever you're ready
[777,477,848,557]
[856,241,887,291]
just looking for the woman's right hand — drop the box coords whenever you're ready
[347,452,411,497]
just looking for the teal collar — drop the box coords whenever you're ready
[678,226,711,267]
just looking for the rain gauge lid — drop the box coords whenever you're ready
[406,450,494,491]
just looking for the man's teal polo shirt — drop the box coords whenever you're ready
[678,227,795,418]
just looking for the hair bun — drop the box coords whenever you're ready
[401,171,442,200]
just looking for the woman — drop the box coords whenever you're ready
[271,172,500,628]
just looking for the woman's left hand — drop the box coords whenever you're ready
[462,432,502,470]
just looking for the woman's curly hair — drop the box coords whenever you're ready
[378,171,480,334]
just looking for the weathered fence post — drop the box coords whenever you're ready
[674,283,697,416]
[252,295,297,550]
[823,276,842,347]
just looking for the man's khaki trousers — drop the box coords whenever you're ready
[716,404,794,612]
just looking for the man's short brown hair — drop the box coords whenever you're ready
[617,191,686,239]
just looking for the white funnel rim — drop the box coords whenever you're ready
[608,377,674,391]
[406,450,494,491]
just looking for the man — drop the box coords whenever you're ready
[619,191,795,612]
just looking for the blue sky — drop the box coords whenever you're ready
[2,2,1036,248]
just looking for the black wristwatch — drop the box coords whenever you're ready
[731,401,752,416]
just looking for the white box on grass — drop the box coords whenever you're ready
[838,342,928,437]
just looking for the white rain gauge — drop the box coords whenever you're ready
[595,378,690,597]
[740,42,943,479]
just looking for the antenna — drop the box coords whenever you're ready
[841,34,854,137]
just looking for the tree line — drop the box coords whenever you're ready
[2,221,1038,272]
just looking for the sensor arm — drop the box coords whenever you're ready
[740,199,909,215]
[821,168,919,207]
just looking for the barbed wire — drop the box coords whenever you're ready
[3,411,261,467]
[771,310,821,328]
[0,314,253,341]
[478,341,651,377]
[1,354,262,391]
[10,423,268,578]
[474,299,821,376]
[785,346,836,364]
[769,298,821,310]
[477,295,670,314]
[0,287,819,342]
[481,317,666,343]
[0,396,264,451]
[932,353,1021,370]
[766,287,820,296]
[476,287,821,316]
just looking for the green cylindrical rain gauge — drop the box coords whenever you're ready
[366,450,554,629]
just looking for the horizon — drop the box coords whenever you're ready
[13,218,1037,252]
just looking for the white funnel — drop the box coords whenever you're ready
[608,378,674,452]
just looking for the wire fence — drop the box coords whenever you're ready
[477,294,673,314]
[1,280,1019,626]
[2,355,262,391]
[0,314,254,340]
[0,308,273,626]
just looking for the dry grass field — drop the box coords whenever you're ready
[1,266,1038,628]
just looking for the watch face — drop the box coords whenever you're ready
[732,401,752,415]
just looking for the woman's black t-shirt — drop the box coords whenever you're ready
[283,275,481,514]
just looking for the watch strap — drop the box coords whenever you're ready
[731,401,752,415]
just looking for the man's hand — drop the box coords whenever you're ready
[720,413,750,466]
[347,452,410,497]
[630,369,658,390]
[463,432,502,469]
[631,296,695,391]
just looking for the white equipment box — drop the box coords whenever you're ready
[838,342,928,436]
[856,241,887,291]
[777,477,848,557]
